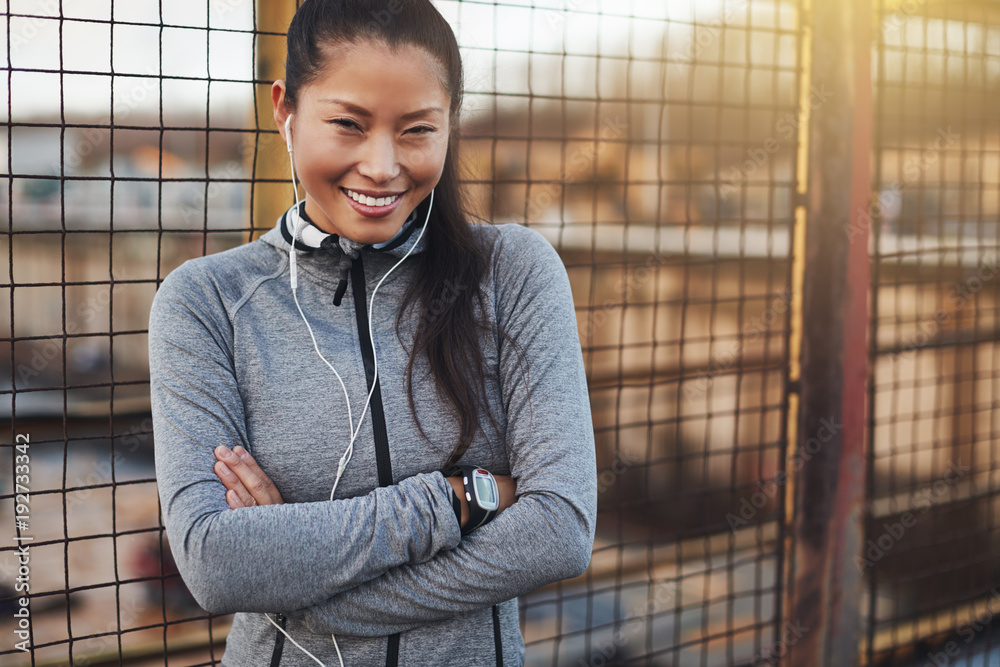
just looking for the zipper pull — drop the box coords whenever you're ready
[333,253,352,306]
[319,235,353,307]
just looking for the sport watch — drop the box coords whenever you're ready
[446,465,500,535]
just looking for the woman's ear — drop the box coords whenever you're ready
[272,80,291,145]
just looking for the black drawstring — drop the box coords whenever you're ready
[320,236,353,307]
[333,252,352,306]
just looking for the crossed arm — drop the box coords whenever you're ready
[204,226,598,636]
[212,444,517,528]
[154,224,596,629]
[211,443,591,637]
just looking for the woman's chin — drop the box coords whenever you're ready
[339,219,407,246]
[312,208,404,245]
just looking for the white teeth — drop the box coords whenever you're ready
[345,189,399,207]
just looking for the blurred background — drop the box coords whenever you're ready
[1,0,999,665]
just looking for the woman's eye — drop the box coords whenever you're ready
[406,126,437,135]
[330,118,361,131]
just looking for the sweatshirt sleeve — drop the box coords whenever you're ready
[149,260,461,615]
[289,225,597,636]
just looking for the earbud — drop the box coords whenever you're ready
[286,112,301,291]
[289,205,301,291]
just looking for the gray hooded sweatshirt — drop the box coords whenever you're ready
[148,202,597,666]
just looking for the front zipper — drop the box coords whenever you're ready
[349,253,400,667]
[345,251,502,666]
[350,253,394,489]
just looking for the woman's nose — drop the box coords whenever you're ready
[357,134,400,184]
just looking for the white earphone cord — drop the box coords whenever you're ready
[272,117,432,667]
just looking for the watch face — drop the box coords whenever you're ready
[473,470,499,510]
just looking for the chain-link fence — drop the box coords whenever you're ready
[2,1,999,666]
[866,2,1000,666]
[508,1,801,663]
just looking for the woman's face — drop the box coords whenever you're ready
[272,40,451,244]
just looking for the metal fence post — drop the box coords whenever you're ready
[784,0,873,664]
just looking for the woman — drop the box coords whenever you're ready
[148,1,596,665]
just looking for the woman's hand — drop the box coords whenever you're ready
[446,474,517,531]
[213,445,284,509]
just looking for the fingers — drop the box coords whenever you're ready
[226,487,256,508]
[213,445,284,507]
[214,460,254,509]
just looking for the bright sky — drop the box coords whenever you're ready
[1,0,707,120]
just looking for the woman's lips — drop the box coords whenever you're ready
[342,188,405,218]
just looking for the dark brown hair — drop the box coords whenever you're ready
[283,0,510,467]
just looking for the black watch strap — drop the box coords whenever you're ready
[450,486,462,527]
[446,465,500,535]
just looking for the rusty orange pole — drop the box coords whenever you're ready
[784,0,872,664]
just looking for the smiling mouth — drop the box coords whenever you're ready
[343,188,403,208]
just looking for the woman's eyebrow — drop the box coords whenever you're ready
[318,99,444,121]
[400,107,445,121]
[318,99,371,116]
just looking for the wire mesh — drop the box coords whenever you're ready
[866,2,1000,665]
[500,2,801,665]
[0,1,803,665]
